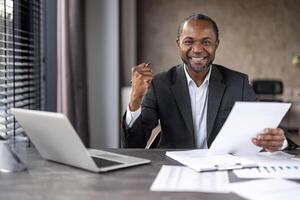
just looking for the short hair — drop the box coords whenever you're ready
[177,14,219,40]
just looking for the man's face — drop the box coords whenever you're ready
[177,19,219,73]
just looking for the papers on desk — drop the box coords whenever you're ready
[166,149,257,172]
[227,179,300,200]
[150,165,230,193]
[208,102,291,155]
[151,166,300,196]
[233,151,300,179]
[156,102,294,195]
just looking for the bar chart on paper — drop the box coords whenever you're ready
[234,165,300,179]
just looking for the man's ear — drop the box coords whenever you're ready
[176,38,180,47]
[215,39,219,48]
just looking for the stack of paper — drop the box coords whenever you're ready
[150,165,229,193]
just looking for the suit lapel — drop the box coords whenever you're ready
[207,65,226,144]
[170,65,194,145]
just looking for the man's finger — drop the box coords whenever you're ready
[264,146,281,152]
[136,67,152,72]
[252,138,283,150]
[132,63,151,71]
[256,134,285,141]
[133,68,152,75]
[137,62,152,69]
[136,71,153,77]
[263,128,284,135]
[133,71,152,78]
[256,140,283,147]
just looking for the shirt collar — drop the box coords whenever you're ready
[183,64,212,87]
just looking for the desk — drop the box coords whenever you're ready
[0,148,245,200]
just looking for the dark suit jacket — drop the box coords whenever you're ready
[122,64,257,148]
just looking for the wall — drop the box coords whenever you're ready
[85,0,120,148]
[137,0,300,100]
[120,0,137,86]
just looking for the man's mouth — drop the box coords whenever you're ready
[190,56,207,64]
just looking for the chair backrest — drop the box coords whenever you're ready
[252,80,283,95]
[145,122,161,149]
[251,80,283,102]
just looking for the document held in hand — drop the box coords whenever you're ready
[166,102,291,172]
[208,102,291,155]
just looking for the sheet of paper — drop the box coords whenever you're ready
[150,165,229,193]
[227,179,300,200]
[166,150,256,172]
[208,102,291,156]
[239,151,297,165]
[234,151,300,179]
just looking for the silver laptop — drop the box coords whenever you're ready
[11,108,151,173]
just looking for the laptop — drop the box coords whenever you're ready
[11,108,151,173]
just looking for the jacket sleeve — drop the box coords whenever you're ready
[121,81,159,148]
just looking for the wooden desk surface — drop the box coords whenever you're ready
[0,147,243,200]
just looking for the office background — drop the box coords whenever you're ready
[43,0,300,149]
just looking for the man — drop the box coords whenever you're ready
[122,14,287,151]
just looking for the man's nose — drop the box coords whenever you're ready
[192,42,204,53]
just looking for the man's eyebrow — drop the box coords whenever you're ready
[182,37,193,40]
[202,37,214,40]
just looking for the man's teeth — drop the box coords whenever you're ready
[191,57,205,62]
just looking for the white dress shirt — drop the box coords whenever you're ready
[183,65,211,149]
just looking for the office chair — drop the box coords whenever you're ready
[145,121,161,149]
[251,80,283,102]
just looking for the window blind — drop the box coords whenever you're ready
[0,0,44,139]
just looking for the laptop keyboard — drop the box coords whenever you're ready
[91,156,123,168]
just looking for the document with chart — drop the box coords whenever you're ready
[233,151,300,179]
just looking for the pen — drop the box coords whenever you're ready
[130,62,151,84]
[208,163,257,172]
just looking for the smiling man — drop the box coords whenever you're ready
[178,18,218,82]
[122,14,287,151]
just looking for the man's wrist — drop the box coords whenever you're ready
[129,98,142,111]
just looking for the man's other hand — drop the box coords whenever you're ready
[252,128,285,152]
[129,63,153,111]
